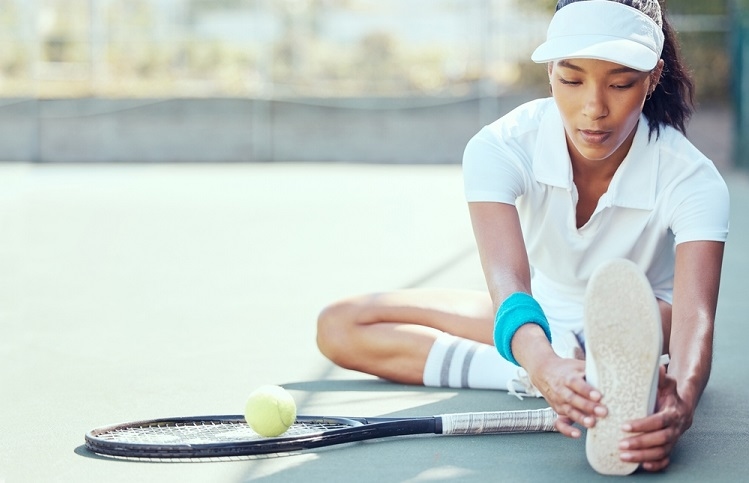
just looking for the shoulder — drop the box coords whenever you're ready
[652,125,730,240]
[655,125,728,195]
[462,99,557,202]
[486,97,555,137]
[467,98,554,152]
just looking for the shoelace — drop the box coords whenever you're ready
[506,369,543,401]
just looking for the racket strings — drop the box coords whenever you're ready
[94,419,352,445]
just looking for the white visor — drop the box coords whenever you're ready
[531,0,665,72]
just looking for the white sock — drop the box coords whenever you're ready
[422,333,520,390]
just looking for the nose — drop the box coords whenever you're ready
[582,85,608,120]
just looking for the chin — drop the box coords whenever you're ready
[574,144,615,162]
[581,151,614,162]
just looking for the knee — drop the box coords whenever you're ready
[316,299,362,366]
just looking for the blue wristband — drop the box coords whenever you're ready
[494,292,552,366]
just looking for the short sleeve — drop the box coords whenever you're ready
[670,165,730,244]
[462,126,529,204]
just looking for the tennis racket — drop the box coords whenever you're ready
[85,407,558,459]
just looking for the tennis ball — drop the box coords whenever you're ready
[244,385,297,437]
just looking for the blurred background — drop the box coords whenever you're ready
[0,0,747,167]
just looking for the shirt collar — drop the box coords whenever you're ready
[532,101,659,210]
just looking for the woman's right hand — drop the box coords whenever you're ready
[529,357,608,438]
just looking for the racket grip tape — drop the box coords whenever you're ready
[438,407,558,435]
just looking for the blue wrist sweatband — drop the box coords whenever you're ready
[494,292,552,366]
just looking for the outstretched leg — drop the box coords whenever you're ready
[583,259,665,475]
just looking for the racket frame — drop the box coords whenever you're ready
[85,414,439,458]
[85,408,556,459]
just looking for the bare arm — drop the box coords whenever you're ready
[468,202,601,436]
[468,201,561,366]
[468,201,557,373]
[468,202,532,306]
[668,240,724,412]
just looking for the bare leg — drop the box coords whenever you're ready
[316,289,493,385]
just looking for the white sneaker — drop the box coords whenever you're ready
[583,259,663,475]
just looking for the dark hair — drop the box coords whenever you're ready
[555,0,695,139]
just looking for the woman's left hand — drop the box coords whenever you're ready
[617,366,695,472]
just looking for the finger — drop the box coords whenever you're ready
[557,389,608,421]
[557,405,597,429]
[619,429,676,461]
[570,375,604,402]
[641,457,671,472]
[554,416,582,438]
[620,444,671,466]
[623,411,669,434]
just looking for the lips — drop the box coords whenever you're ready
[579,129,611,145]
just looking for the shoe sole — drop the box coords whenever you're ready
[584,259,662,475]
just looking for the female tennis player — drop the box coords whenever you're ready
[316,0,729,474]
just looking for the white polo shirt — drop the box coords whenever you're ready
[463,98,730,334]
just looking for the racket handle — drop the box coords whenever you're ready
[439,407,558,435]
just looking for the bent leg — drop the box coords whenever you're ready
[316,289,494,385]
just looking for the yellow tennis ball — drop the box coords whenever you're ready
[244,385,297,437]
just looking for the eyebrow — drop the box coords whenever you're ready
[557,59,639,75]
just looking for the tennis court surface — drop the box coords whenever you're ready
[2,134,748,481]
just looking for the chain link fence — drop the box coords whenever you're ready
[0,0,741,166]
[0,1,735,101]
[0,0,549,99]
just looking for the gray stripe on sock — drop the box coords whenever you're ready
[440,339,461,387]
[461,343,479,388]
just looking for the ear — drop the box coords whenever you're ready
[649,59,665,94]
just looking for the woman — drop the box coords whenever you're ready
[316,0,729,474]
